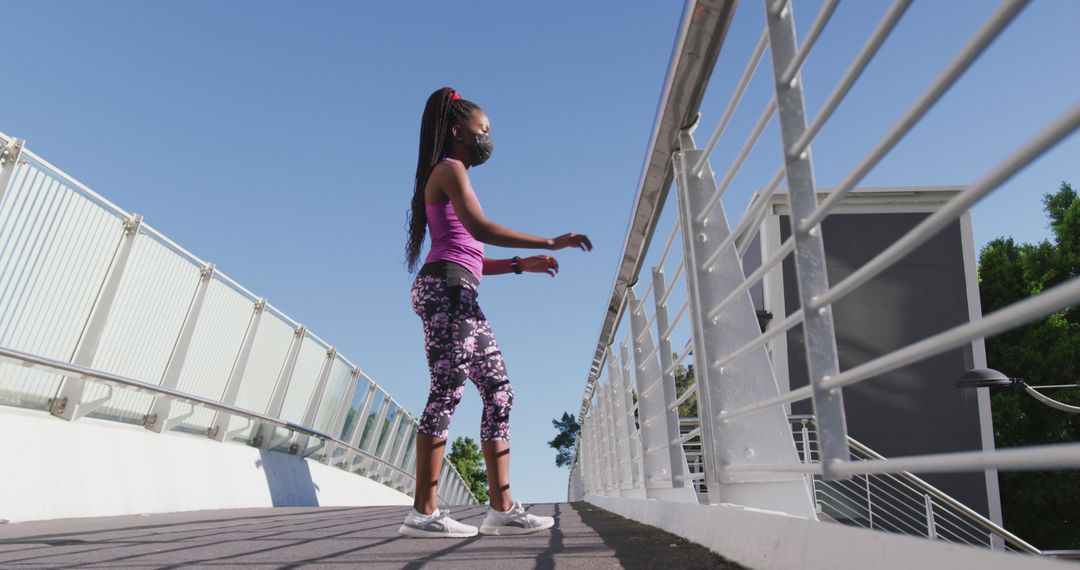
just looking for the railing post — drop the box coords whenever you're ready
[586,413,600,495]
[209,298,265,441]
[254,324,307,450]
[651,267,698,495]
[925,495,938,539]
[630,288,698,502]
[0,138,26,205]
[339,382,377,467]
[291,346,338,456]
[617,341,646,492]
[605,350,637,496]
[763,0,849,479]
[866,475,873,530]
[673,128,814,515]
[321,367,361,463]
[598,376,620,495]
[50,214,143,422]
[146,263,214,433]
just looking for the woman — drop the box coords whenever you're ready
[399,87,592,538]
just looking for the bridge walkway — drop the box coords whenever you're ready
[0,503,741,569]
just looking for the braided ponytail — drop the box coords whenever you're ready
[405,87,481,272]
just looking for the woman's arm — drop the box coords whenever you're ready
[483,258,516,276]
[437,161,592,252]
[483,256,560,277]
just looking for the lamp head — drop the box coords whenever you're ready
[955,368,1020,389]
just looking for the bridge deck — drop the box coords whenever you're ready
[0,502,740,569]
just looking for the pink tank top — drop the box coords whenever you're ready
[423,158,485,282]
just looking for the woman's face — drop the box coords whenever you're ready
[453,110,491,143]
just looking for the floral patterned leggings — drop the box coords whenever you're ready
[410,274,514,441]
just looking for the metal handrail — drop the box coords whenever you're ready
[0,343,418,484]
[787,416,1041,554]
[844,435,1039,554]
[579,0,738,421]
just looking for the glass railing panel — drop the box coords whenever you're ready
[312,355,352,435]
[227,311,295,440]
[86,231,202,424]
[0,160,122,410]
[174,276,258,434]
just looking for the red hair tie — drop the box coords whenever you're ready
[450,92,461,101]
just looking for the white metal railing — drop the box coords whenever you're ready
[569,0,1079,558]
[0,131,477,507]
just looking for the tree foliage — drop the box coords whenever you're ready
[548,412,580,468]
[446,436,488,502]
[978,182,1079,549]
[674,361,698,418]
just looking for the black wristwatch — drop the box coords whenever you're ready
[510,256,523,274]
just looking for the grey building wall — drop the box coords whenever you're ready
[777,213,988,516]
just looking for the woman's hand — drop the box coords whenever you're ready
[522,255,560,277]
[549,232,593,252]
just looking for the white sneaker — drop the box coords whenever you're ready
[398,508,478,538]
[479,500,555,536]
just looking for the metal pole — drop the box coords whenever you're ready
[51,214,143,421]
[146,263,215,433]
[651,267,696,493]
[605,350,636,495]
[209,298,265,441]
[618,341,646,493]
[321,367,361,463]
[925,495,938,539]
[255,324,307,450]
[866,474,873,530]
[763,0,849,479]
[291,347,338,456]
[599,377,620,495]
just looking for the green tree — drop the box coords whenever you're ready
[446,436,488,502]
[548,412,580,467]
[674,360,698,418]
[978,182,1080,549]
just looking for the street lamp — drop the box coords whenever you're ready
[956,368,1080,414]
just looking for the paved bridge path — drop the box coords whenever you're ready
[0,502,741,569]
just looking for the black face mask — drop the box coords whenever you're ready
[469,133,494,165]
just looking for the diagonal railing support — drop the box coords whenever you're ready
[674,128,815,517]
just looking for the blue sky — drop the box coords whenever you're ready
[2,1,1077,504]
